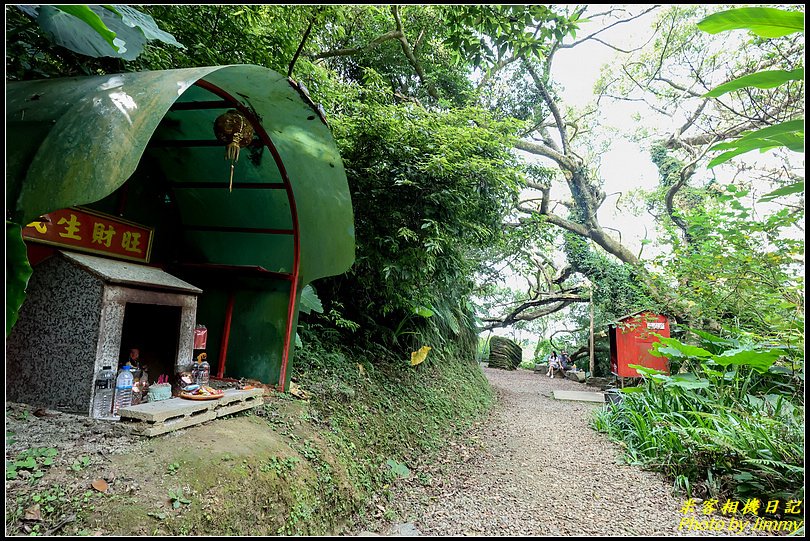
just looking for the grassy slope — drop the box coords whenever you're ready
[45,342,494,535]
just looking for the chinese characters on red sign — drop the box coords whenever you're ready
[22,207,154,263]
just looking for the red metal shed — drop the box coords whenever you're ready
[608,311,670,378]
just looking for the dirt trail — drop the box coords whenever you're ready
[361,367,730,537]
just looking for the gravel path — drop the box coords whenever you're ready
[364,367,752,537]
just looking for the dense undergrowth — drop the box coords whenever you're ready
[592,330,804,509]
[290,327,494,518]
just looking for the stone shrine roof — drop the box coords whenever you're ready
[60,251,202,294]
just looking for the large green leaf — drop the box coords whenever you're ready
[51,4,120,50]
[628,364,670,386]
[6,222,34,336]
[707,120,804,168]
[651,336,713,358]
[710,348,783,373]
[17,4,182,60]
[712,120,805,149]
[759,181,805,203]
[628,364,666,377]
[683,327,738,348]
[697,7,804,38]
[106,5,184,48]
[705,68,804,98]
[385,458,410,479]
[708,141,784,168]
[707,140,781,168]
[710,135,789,155]
[665,373,712,390]
[443,309,461,335]
[430,304,460,334]
[299,284,324,315]
[32,5,127,57]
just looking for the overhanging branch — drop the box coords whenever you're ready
[310,29,403,60]
[559,5,661,50]
[525,62,569,156]
[515,139,575,170]
[481,292,588,330]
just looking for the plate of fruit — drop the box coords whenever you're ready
[180,384,224,400]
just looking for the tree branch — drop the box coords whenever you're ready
[553,264,575,285]
[665,136,719,242]
[516,204,591,237]
[481,292,589,330]
[515,138,575,170]
[666,119,767,150]
[413,28,426,53]
[653,76,704,97]
[560,4,661,52]
[476,55,520,93]
[310,29,403,60]
[666,98,709,147]
[391,5,440,101]
[524,61,569,156]
[583,36,651,54]
[288,10,319,78]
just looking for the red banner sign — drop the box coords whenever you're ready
[22,207,154,263]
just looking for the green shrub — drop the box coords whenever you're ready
[292,330,494,509]
[592,329,804,502]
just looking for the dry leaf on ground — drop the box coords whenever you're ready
[91,478,109,493]
[24,504,42,521]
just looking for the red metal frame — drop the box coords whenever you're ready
[218,291,236,378]
[192,79,301,392]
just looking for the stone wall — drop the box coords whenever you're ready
[7,256,104,413]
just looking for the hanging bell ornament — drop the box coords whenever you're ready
[213,109,254,192]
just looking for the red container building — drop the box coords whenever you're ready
[609,311,670,378]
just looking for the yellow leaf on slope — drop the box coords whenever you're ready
[289,382,312,400]
[410,346,431,366]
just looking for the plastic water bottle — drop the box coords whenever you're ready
[92,365,116,420]
[197,358,210,386]
[113,365,134,416]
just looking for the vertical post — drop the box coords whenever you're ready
[589,285,595,378]
[217,292,235,379]
[278,278,299,393]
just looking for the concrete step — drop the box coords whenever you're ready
[118,388,263,436]
[552,390,606,403]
